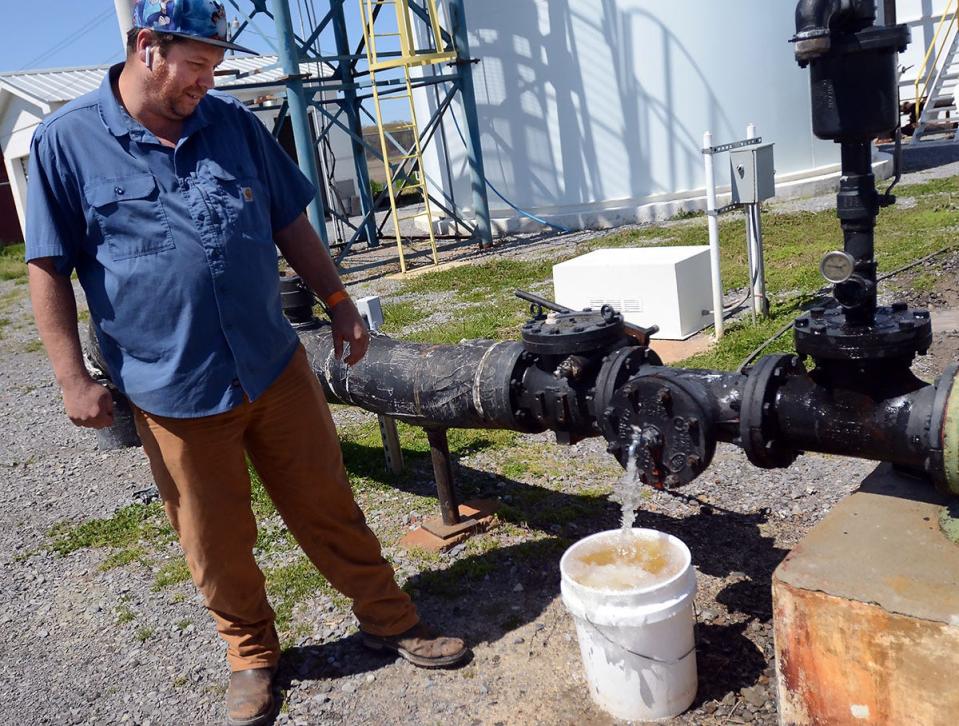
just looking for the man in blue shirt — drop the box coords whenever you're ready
[26,3,467,724]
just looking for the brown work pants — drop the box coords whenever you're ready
[133,345,418,671]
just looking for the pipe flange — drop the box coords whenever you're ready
[794,304,932,361]
[591,346,662,424]
[740,354,805,469]
[600,371,714,488]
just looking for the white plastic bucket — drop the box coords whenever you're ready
[560,528,697,722]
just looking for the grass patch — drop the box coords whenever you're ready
[0,244,26,281]
[48,502,174,557]
[911,272,937,293]
[153,558,191,590]
[100,546,150,571]
[249,464,277,518]
[116,604,135,624]
[379,299,430,334]
[264,556,348,632]
[401,258,554,303]
[21,338,43,353]
[135,626,155,642]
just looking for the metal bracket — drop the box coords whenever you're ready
[702,137,763,155]
[706,202,747,217]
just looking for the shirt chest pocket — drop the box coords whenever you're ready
[200,162,270,242]
[84,174,176,261]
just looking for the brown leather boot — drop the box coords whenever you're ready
[362,622,469,668]
[226,666,276,726]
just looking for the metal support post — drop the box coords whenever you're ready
[447,0,494,248]
[331,0,378,247]
[355,295,404,474]
[272,0,330,246]
[703,131,725,338]
[746,123,768,318]
[425,428,461,526]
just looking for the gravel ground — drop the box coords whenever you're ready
[2,158,957,726]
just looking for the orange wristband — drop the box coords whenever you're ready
[324,289,350,309]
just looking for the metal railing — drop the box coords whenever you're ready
[914,0,959,112]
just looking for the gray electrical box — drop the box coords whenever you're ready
[355,296,384,330]
[729,142,775,204]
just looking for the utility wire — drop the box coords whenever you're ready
[19,7,116,70]
[448,108,571,234]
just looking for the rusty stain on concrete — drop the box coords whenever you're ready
[775,580,959,725]
[774,464,959,725]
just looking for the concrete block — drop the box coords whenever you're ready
[773,464,959,725]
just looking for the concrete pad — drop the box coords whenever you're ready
[773,464,959,725]
[649,334,714,364]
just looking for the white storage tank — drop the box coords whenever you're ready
[417,0,847,233]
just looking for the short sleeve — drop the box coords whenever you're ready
[244,108,317,232]
[25,126,84,275]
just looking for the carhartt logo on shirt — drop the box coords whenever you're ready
[242,187,254,202]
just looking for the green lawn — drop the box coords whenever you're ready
[379,176,959,370]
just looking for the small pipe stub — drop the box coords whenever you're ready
[938,364,959,496]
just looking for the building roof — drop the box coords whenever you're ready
[0,55,331,108]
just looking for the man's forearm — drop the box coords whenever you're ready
[273,214,347,303]
[28,260,92,389]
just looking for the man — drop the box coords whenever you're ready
[25,2,467,724]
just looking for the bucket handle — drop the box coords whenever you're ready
[583,602,699,666]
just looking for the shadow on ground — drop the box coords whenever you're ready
[279,442,788,707]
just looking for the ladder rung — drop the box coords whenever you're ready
[387,153,419,161]
[380,93,412,100]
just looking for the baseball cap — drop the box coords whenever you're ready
[133,1,257,54]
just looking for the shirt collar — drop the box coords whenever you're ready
[98,64,136,138]
[98,63,214,143]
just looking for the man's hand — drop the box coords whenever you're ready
[61,376,115,429]
[330,300,370,366]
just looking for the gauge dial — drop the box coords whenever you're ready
[819,250,856,284]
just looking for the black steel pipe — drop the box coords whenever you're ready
[773,371,937,472]
[301,328,526,431]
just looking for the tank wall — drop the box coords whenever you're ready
[418,0,841,221]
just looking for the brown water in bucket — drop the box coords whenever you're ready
[566,532,684,591]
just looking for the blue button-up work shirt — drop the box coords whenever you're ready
[26,65,315,417]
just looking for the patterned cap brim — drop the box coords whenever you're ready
[135,27,258,55]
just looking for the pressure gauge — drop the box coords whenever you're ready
[819,250,856,284]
